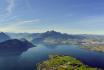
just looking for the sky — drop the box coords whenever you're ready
[0,0,104,34]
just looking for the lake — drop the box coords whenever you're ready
[0,44,104,70]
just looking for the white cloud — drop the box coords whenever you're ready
[0,19,40,32]
[6,0,15,15]
[10,19,40,26]
[21,19,40,23]
[0,0,15,19]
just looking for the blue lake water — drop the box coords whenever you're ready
[0,44,104,70]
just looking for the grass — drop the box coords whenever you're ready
[37,55,100,70]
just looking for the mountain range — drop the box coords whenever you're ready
[0,30,104,51]
[4,30,104,45]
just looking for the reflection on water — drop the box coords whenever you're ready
[0,44,104,70]
[0,56,20,70]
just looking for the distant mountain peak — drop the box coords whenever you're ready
[44,30,61,35]
[46,30,56,33]
[46,30,59,33]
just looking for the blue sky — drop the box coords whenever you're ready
[0,0,104,34]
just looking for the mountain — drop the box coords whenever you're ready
[41,30,86,39]
[5,31,104,45]
[0,39,34,51]
[0,39,35,56]
[6,33,41,41]
[0,32,10,42]
[32,38,44,44]
[81,34,104,41]
[31,30,86,45]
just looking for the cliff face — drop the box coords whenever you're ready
[37,55,100,70]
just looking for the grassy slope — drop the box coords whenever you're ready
[37,55,100,70]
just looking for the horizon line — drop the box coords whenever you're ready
[0,30,104,35]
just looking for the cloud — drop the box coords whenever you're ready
[0,19,40,32]
[10,19,40,26]
[0,0,15,19]
[6,0,15,15]
[25,0,33,11]
[21,19,40,23]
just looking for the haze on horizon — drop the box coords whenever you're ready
[0,0,104,34]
